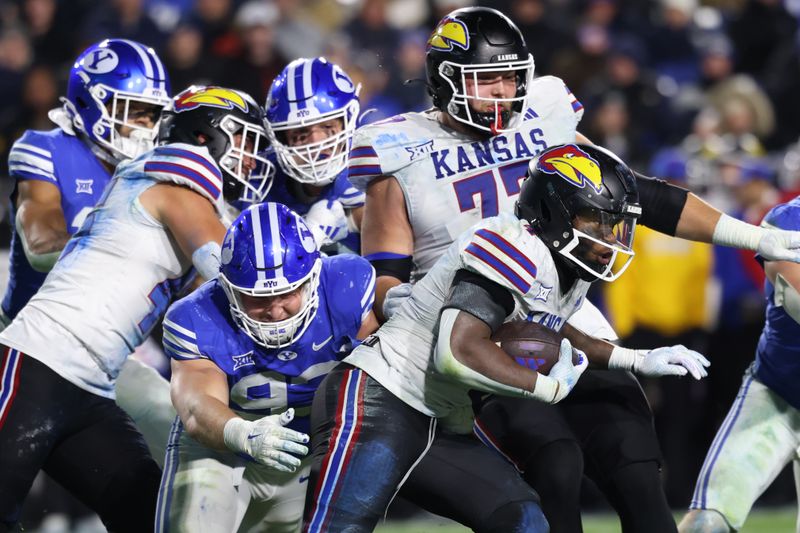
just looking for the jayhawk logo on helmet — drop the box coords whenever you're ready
[427,17,470,52]
[538,145,604,194]
[173,86,249,113]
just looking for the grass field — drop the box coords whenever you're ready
[375,508,797,532]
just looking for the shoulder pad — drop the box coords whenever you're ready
[348,113,426,191]
[524,76,584,124]
[321,254,376,326]
[763,200,800,232]
[142,143,226,214]
[458,214,541,297]
[8,129,57,183]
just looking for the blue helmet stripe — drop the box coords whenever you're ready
[119,39,155,87]
[249,205,267,280]
[267,202,284,280]
[287,61,299,114]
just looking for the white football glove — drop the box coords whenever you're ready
[382,282,413,321]
[532,338,588,404]
[304,199,348,247]
[757,229,800,262]
[633,345,710,379]
[610,345,711,379]
[223,408,309,472]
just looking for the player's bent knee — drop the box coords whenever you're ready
[678,509,731,533]
[96,456,161,532]
[476,500,549,533]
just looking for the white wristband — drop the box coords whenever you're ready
[608,346,642,371]
[528,373,560,403]
[712,213,765,251]
[222,416,250,454]
[192,241,222,280]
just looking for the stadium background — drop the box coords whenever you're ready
[1,0,799,530]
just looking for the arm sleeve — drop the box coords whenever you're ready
[442,269,515,332]
[635,171,689,236]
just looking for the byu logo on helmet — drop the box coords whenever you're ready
[427,17,470,51]
[537,144,604,194]
[332,65,355,93]
[221,233,234,265]
[83,49,119,74]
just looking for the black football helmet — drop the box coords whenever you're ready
[516,144,642,282]
[426,7,534,134]
[158,86,273,203]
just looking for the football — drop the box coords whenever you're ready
[492,321,577,375]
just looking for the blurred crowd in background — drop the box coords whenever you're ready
[2,0,800,520]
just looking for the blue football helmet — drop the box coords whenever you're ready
[264,57,360,186]
[219,202,322,348]
[64,39,171,163]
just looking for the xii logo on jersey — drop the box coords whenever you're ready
[538,144,603,194]
[427,17,470,51]
[232,351,255,370]
[75,179,94,194]
[405,140,434,161]
[174,87,248,113]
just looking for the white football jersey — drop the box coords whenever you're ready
[0,143,225,398]
[345,212,590,418]
[349,76,583,279]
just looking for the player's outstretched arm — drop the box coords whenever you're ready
[578,132,800,261]
[561,323,710,379]
[15,180,69,272]
[361,175,414,322]
[170,357,237,450]
[139,183,226,280]
[170,358,309,472]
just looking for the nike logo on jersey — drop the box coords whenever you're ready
[312,336,333,351]
[299,474,310,483]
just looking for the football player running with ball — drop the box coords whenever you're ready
[354,7,800,532]
[156,202,377,532]
[302,144,706,532]
[0,85,270,532]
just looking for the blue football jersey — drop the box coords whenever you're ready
[754,196,800,409]
[266,153,364,252]
[162,254,375,434]
[2,128,111,319]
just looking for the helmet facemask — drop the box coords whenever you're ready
[439,54,534,134]
[267,98,360,186]
[217,114,274,204]
[220,260,322,349]
[558,207,637,282]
